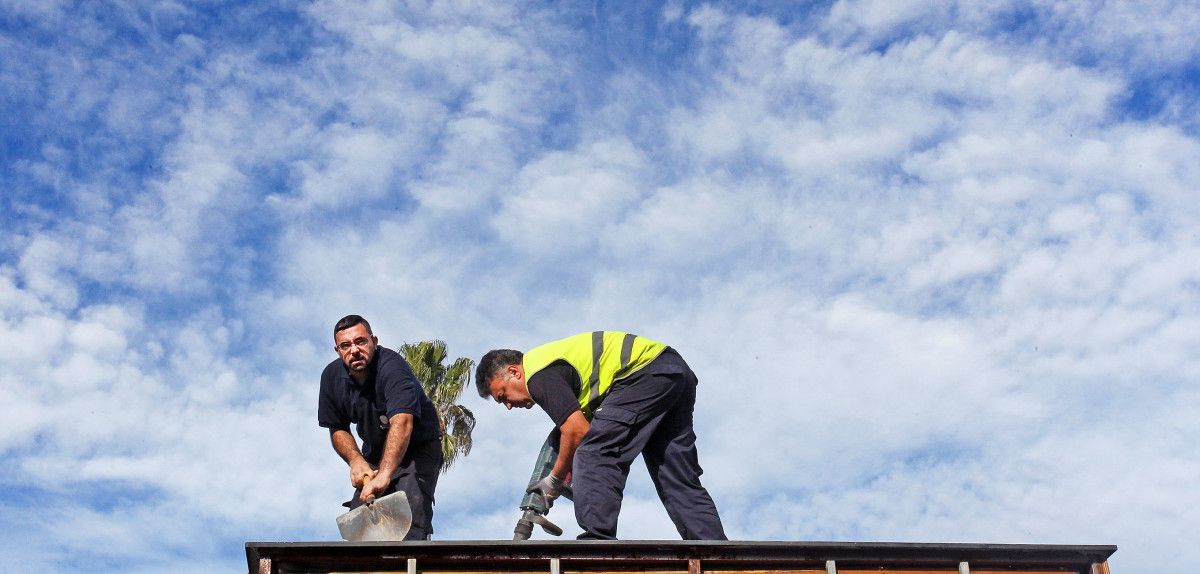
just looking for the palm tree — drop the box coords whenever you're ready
[400,340,476,472]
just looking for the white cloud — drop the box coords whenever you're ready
[0,0,69,19]
[496,139,648,256]
[17,235,80,308]
[825,0,956,43]
[292,126,408,207]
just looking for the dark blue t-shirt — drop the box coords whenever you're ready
[318,346,441,465]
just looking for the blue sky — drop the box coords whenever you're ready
[2,1,1198,572]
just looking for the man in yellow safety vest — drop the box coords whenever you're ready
[476,331,726,540]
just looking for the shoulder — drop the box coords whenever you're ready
[375,346,405,365]
[528,361,577,395]
[320,358,346,384]
[319,359,349,406]
[528,360,571,382]
[375,347,417,378]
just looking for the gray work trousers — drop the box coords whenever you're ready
[572,364,726,540]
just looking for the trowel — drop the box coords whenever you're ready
[336,490,413,541]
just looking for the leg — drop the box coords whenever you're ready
[573,371,685,539]
[393,439,443,540]
[642,369,726,540]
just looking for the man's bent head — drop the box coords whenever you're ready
[476,349,534,410]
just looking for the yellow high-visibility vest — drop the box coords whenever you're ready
[523,331,668,419]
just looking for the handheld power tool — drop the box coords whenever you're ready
[513,429,574,540]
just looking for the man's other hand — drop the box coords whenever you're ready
[350,461,376,488]
[526,474,565,506]
[360,472,390,502]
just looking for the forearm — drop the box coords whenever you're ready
[551,411,589,479]
[376,413,414,478]
[330,429,367,466]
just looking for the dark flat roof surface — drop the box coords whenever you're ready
[246,540,1117,573]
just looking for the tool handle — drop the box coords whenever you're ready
[519,430,574,512]
[358,472,379,506]
[513,509,564,540]
[530,512,564,537]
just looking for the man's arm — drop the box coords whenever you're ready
[330,428,376,488]
[525,364,588,482]
[360,413,414,501]
[550,411,589,480]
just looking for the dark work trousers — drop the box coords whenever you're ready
[346,438,443,540]
[572,365,726,540]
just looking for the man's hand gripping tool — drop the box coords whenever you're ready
[513,430,573,540]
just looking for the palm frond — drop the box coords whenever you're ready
[401,339,476,474]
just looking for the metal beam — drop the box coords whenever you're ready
[244,540,1118,574]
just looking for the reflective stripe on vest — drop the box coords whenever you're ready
[522,331,668,419]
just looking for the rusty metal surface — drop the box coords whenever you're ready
[244,540,1117,574]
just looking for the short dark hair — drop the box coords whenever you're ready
[475,349,523,398]
[334,314,372,337]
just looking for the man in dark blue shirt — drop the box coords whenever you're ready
[318,315,443,540]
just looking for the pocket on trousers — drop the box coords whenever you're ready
[593,405,637,425]
[580,405,638,457]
